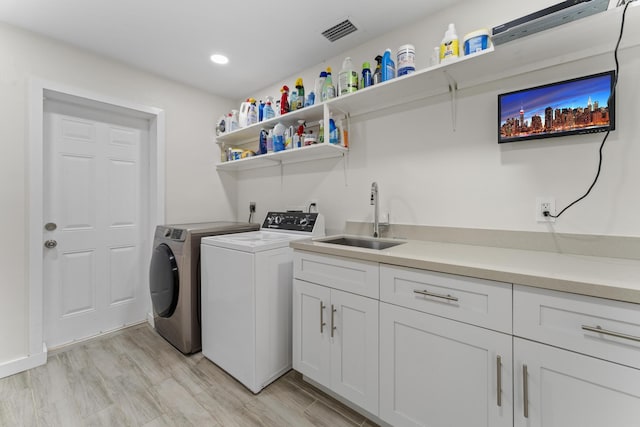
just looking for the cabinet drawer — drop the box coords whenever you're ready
[294,251,379,299]
[514,285,640,370]
[380,264,512,333]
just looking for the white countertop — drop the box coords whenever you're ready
[290,235,640,304]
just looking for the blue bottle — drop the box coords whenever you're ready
[329,117,339,145]
[305,91,315,107]
[259,128,267,154]
[381,49,396,82]
[361,62,372,88]
[258,100,265,122]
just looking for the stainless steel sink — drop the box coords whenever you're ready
[318,236,405,250]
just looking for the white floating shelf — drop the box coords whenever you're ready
[216,143,348,172]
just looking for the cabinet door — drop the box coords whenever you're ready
[514,338,640,427]
[292,279,331,387]
[380,302,513,427]
[330,289,379,416]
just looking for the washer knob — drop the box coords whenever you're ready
[164,228,171,238]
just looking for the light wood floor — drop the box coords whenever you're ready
[0,324,377,427]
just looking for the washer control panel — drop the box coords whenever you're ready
[262,212,319,233]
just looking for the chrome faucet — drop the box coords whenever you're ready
[370,182,387,238]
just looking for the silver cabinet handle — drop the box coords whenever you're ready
[523,364,529,419]
[582,325,640,343]
[331,304,337,338]
[413,289,459,302]
[496,355,502,407]
[320,302,326,333]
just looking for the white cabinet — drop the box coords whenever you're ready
[292,251,379,415]
[514,338,640,427]
[379,302,513,427]
[514,286,640,426]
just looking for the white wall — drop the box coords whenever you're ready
[235,0,640,237]
[0,23,236,364]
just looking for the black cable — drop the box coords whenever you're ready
[547,1,631,219]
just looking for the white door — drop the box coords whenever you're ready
[43,99,149,348]
[292,279,331,387]
[330,289,379,415]
[514,338,640,427]
[379,302,513,427]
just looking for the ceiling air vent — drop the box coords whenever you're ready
[322,19,358,42]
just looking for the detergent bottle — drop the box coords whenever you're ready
[321,67,336,101]
[258,99,265,122]
[381,49,395,82]
[361,62,372,89]
[263,96,275,120]
[238,99,251,128]
[338,57,358,95]
[289,90,298,112]
[440,23,460,63]
[247,98,258,126]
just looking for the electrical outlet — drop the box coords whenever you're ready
[536,197,556,222]
[307,199,319,213]
[249,202,256,213]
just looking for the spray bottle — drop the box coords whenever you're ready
[279,86,290,115]
[372,55,383,85]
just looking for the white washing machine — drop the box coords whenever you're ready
[200,211,325,393]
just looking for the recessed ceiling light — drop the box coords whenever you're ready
[210,54,229,65]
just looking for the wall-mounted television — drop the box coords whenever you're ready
[498,71,615,143]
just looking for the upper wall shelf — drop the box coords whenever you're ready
[215,4,638,171]
[326,4,639,119]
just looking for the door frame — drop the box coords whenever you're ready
[27,79,165,365]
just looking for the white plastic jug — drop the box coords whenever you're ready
[238,101,251,128]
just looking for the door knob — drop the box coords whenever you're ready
[44,240,57,249]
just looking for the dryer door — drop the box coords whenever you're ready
[149,243,179,317]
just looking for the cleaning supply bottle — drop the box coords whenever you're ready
[315,71,327,101]
[266,129,274,153]
[318,119,324,143]
[373,55,383,85]
[280,85,290,115]
[337,117,348,148]
[289,90,298,112]
[247,98,258,126]
[273,122,286,152]
[263,96,275,120]
[258,99,265,122]
[440,23,459,63]
[381,49,395,82]
[259,128,268,154]
[361,62,372,89]
[329,113,339,145]
[305,91,315,107]
[295,78,305,109]
[321,67,336,102]
[338,57,358,95]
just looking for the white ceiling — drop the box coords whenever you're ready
[0,0,463,99]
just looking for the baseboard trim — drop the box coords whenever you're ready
[0,343,47,379]
[147,311,155,328]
